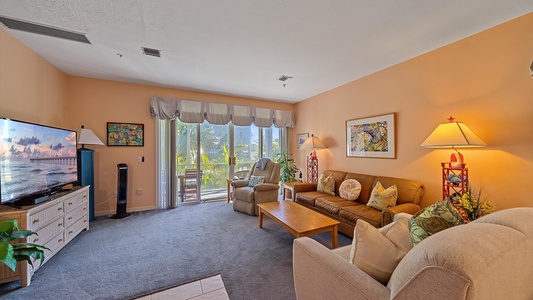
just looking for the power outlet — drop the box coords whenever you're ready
[113,191,117,197]
[136,188,143,195]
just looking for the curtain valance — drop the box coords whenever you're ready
[150,96,294,128]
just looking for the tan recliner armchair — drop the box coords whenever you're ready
[231,159,281,216]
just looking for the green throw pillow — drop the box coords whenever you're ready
[248,175,264,187]
[409,199,464,246]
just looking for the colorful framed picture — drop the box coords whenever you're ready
[346,113,395,158]
[107,122,144,146]
[297,133,309,149]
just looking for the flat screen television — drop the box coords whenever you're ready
[0,117,78,204]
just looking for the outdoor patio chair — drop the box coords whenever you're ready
[180,169,203,202]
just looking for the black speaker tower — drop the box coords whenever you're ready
[109,163,131,219]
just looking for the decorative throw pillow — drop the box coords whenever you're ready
[248,175,264,187]
[367,182,398,211]
[349,218,412,285]
[409,199,465,246]
[317,173,335,195]
[339,179,362,200]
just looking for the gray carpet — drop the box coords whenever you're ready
[0,201,351,299]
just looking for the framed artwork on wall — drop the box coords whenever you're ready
[297,133,309,149]
[107,122,144,146]
[346,113,395,158]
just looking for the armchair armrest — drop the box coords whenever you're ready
[254,183,280,192]
[294,182,318,193]
[381,203,420,226]
[231,180,249,188]
[293,237,390,300]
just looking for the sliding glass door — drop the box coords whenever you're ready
[172,120,285,204]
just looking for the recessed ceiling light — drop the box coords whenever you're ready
[0,15,91,44]
[142,47,161,57]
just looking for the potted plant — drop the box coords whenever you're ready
[0,219,49,272]
[275,150,301,183]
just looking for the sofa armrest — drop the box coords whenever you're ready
[231,180,249,188]
[294,182,318,193]
[254,183,280,192]
[293,237,390,300]
[381,203,421,226]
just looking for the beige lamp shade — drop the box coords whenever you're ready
[300,134,326,150]
[420,119,486,148]
[78,126,104,147]
[421,117,486,168]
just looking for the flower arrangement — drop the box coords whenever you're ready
[455,187,495,222]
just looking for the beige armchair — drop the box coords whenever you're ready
[231,159,281,215]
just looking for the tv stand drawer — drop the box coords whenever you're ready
[0,185,90,287]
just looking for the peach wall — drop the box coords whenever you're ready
[0,28,68,126]
[294,13,533,210]
[66,77,293,215]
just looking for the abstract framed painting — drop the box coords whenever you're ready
[107,122,144,146]
[346,113,395,158]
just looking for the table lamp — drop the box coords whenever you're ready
[420,116,486,168]
[300,134,326,182]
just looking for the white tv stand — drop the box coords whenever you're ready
[0,185,90,287]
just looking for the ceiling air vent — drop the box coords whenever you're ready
[0,16,91,44]
[142,47,161,57]
[277,75,293,81]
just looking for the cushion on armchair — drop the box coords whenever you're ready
[349,218,412,285]
[248,175,264,187]
[409,198,465,246]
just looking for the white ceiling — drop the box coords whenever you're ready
[1,1,532,103]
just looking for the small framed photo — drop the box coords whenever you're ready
[297,133,309,149]
[346,113,395,158]
[107,122,144,146]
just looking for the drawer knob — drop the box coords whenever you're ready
[69,202,73,205]
[58,239,63,243]
[68,231,73,234]
[34,238,39,242]
[33,219,39,224]
[83,207,87,211]
[58,207,63,211]
[83,195,87,198]
[68,217,72,220]
[58,223,63,227]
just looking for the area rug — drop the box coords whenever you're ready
[0,201,351,299]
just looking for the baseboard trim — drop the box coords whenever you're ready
[95,205,157,217]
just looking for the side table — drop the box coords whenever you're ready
[282,182,298,201]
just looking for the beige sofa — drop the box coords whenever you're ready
[293,207,533,300]
[294,170,424,237]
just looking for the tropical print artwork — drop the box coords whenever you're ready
[346,113,395,158]
[350,121,388,152]
[107,123,144,146]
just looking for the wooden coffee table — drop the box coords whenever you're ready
[257,201,339,248]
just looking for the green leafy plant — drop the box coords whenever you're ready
[0,219,49,272]
[275,150,300,183]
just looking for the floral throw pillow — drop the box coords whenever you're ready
[317,173,335,195]
[248,175,264,187]
[339,179,362,200]
[409,199,465,246]
[367,182,398,211]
